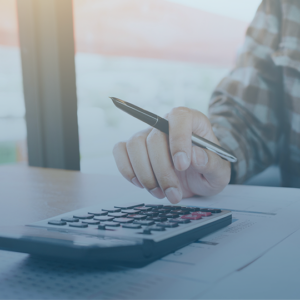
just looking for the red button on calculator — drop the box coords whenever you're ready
[191,212,212,217]
[181,214,202,220]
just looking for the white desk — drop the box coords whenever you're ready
[0,165,299,299]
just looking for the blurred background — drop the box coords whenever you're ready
[0,0,261,174]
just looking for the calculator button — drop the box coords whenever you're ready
[135,207,152,211]
[48,220,67,226]
[181,207,190,213]
[81,220,100,225]
[157,208,171,213]
[174,210,190,215]
[163,206,181,210]
[141,212,159,217]
[122,224,142,229]
[192,212,212,217]
[73,214,94,219]
[122,209,139,214]
[113,218,134,223]
[98,224,106,230]
[186,207,200,212]
[114,203,144,209]
[88,211,107,216]
[141,229,152,234]
[157,213,167,217]
[145,204,163,208]
[61,217,79,222]
[102,221,120,227]
[69,223,88,228]
[146,226,165,231]
[165,213,179,219]
[108,212,128,218]
[127,214,147,220]
[200,208,221,213]
[148,217,167,222]
[156,222,178,228]
[94,216,114,221]
[169,218,191,224]
[133,220,155,226]
[181,214,202,220]
[102,208,121,213]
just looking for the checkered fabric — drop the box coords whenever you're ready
[209,0,300,187]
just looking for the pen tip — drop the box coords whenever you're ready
[110,97,126,106]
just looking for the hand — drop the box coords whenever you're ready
[113,107,231,204]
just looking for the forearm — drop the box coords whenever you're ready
[209,84,281,184]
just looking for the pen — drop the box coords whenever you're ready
[110,97,237,163]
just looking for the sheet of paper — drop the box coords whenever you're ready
[198,226,300,299]
[136,185,300,284]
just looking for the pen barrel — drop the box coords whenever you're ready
[153,116,169,134]
[153,118,237,163]
[192,134,237,163]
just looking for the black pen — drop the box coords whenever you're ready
[110,97,237,163]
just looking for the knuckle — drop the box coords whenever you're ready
[202,113,209,124]
[160,173,172,185]
[139,176,156,189]
[169,135,188,146]
[158,172,176,189]
[146,129,160,145]
[191,108,210,123]
[196,110,210,125]
[126,132,146,149]
[169,106,191,117]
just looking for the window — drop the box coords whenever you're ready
[0,0,26,165]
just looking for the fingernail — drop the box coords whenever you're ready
[192,147,208,167]
[173,152,189,171]
[149,187,165,199]
[131,177,144,189]
[165,187,181,204]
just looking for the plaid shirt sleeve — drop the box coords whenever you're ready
[208,0,283,184]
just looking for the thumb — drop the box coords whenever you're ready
[191,145,231,188]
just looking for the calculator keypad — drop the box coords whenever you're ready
[45,204,226,237]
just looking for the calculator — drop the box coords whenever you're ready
[0,202,231,266]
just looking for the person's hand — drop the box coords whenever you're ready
[113,107,231,203]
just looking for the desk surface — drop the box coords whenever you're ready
[0,164,142,226]
[0,164,300,299]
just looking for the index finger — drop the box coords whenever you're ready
[167,107,193,171]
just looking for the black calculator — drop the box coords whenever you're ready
[0,202,231,266]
